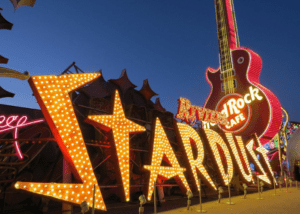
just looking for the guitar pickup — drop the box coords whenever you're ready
[220,69,236,80]
[221,79,237,92]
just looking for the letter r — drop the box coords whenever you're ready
[249,86,263,101]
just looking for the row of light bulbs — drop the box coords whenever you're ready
[14,73,275,211]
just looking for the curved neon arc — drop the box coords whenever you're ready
[0,115,44,159]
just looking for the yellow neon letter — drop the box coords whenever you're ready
[177,123,216,190]
[246,134,275,184]
[225,133,253,182]
[246,138,271,184]
[204,129,233,185]
[15,74,106,210]
[144,118,190,201]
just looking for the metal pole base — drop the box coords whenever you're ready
[226,202,235,205]
[197,209,207,213]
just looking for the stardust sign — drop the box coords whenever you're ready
[14,74,275,211]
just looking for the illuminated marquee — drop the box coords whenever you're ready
[12,73,276,211]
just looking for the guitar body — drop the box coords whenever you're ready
[204,47,282,144]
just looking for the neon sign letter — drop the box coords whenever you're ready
[15,74,107,211]
[225,133,253,182]
[204,129,233,185]
[144,118,190,201]
[245,134,275,184]
[176,122,216,190]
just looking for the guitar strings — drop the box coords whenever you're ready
[217,0,235,94]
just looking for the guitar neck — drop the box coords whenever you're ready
[215,0,239,71]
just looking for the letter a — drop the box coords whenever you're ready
[144,118,191,201]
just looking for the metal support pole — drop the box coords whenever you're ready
[154,181,157,214]
[285,173,288,193]
[226,175,234,205]
[274,178,276,195]
[139,204,144,214]
[138,195,146,214]
[197,179,206,213]
[186,190,192,210]
[92,184,96,214]
[279,182,282,191]
[297,181,298,190]
[277,133,284,177]
[273,177,278,196]
[241,184,247,199]
[257,177,263,199]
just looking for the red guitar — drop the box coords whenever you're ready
[204,0,282,144]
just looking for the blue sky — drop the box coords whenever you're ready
[0,0,299,122]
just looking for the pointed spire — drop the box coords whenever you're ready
[0,12,13,64]
[80,71,115,98]
[109,69,137,93]
[0,86,14,98]
[10,0,36,10]
[139,79,158,101]
[0,13,13,30]
[153,97,165,112]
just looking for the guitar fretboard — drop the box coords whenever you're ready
[215,0,239,94]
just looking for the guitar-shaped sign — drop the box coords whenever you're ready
[204,0,282,144]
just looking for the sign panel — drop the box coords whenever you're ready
[13,74,275,211]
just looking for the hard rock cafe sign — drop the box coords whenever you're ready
[176,86,264,134]
[217,86,263,132]
[13,73,275,211]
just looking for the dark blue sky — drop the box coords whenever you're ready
[0,0,299,122]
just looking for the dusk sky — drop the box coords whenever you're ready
[0,0,299,122]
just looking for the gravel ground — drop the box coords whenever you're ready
[160,186,300,214]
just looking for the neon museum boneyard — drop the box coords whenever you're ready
[2,0,285,212]
[12,73,278,211]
